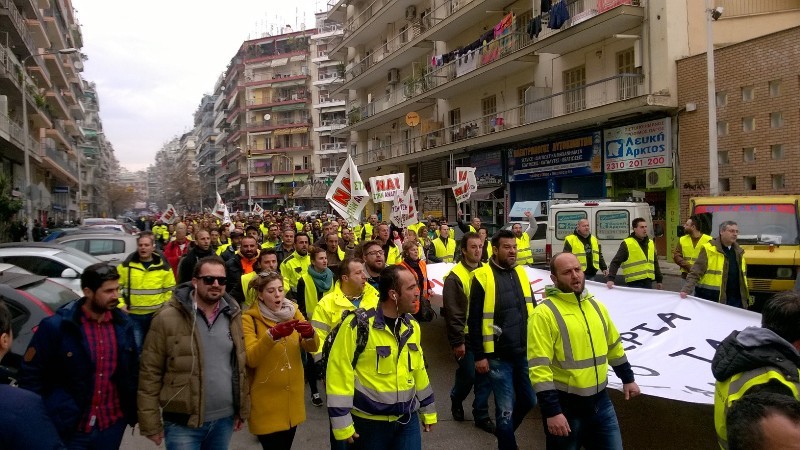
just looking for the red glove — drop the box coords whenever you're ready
[294,321,315,339]
[269,320,298,340]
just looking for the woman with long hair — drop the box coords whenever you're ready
[243,272,319,450]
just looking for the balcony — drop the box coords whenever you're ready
[245,73,309,89]
[45,88,70,119]
[246,117,310,133]
[314,118,347,133]
[311,23,343,40]
[42,6,68,50]
[0,0,36,57]
[250,145,312,155]
[45,119,73,147]
[41,144,78,183]
[26,53,52,90]
[43,52,69,88]
[313,71,344,87]
[352,73,668,169]
[332,0,407,53]
[313,96,346,110]
[0,113,40,155]
[317,142,348,155]
[246,94,309,109]
[25,6,50,49]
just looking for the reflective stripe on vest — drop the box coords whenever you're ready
[433,237,456,263]
[621,237,655,282]
[715,367,800,448]
[474,265,533,353]
[516,233,533,265]
[564,234,599,272]
[697,243,749,303]
[679,234,713,274]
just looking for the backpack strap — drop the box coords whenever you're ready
[351,308,370,368]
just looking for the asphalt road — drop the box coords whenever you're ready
[122,269,716,449]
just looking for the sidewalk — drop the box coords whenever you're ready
[659,256,681,277]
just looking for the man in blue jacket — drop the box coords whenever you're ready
[20,263,139,449]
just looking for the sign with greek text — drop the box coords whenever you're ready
[325,155,369,226]
[604,118,672,173]
[369,173,405,203]
[390,187,419,228]
[452,167,477,203]
[159,204,177,224]
[425,264,760,405]
[508,132,602,181]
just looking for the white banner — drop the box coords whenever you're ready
[425,264,760,405]
[159,204,177,224]
[452,167,477,203]
[252,203,265,216]
[325,155,369,226]
[390,187,419,228]
[369,173,405,203]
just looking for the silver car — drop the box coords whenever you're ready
[56,233,138,265]
[0,243,102,295]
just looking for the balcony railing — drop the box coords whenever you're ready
[320,142,347,152]
[0,113,38,151]
[42,144,79,179]
[0,0,36,56]
[717,0,799,16]
[344,23,422,83]
[246,93,309,107]
[353,73,645,164]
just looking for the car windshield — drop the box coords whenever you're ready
[694,204,800,245]
[20,279,80,310]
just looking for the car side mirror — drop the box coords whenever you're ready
[61,268,79,278]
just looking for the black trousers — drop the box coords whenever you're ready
[257,426,297,450]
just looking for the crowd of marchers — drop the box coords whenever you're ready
[0,208,798,450]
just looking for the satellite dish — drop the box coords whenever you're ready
[264,114,271,121]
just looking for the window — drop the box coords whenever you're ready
[448,108,461,127]
[563,66,586,113]
[769,79,781,97]
[2,256,68,278]
[399,25,408,44]
[770,112,783,129]
[596,210,631,240]
[718,150,729,164]
[772,174,785,190]
[481,95,497,134]
[715,91,728,108]
[720,178,730,192]
[555,211,587,240]
[744,176,757,191]
[742,117,755,132]
[85,239,126,256]
[616,48,641,100]
[743,147,755,162]
[741,85,754,102]
[717,121,728,136]
[771,144,784,160]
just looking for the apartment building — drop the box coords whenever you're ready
[0,0,88,223]
[677,26,800,215]
[326,0,799,253]
[215,27,317,212]
[79,80,116,217]
[194,94,219,210]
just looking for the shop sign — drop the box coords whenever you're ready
[508,132,601,181]
[604,118,671,173]
[472,150,503,185]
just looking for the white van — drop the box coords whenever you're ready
[546,202,653,265]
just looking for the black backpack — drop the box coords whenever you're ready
[315,308,370,379]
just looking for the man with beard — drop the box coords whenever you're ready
[375,223,401,265]
[261,224,280,250]
[607,218,663,290]
[280,233,311,299]
[511,211,538,267]
[177,230,215,284]
[324,232,345,274]
[359,214,379,241]
[138,256,248,449]
[20,263,139,447]
[468,230,536,450]
[528,253,640,449]
[225,235,260,306]
[217,229,245,262]
[357,240,386,292]
[275,228,296,265]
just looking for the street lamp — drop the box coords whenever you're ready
[706,2,723,196]
[22,47,80,241]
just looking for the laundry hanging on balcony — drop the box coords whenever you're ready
[548,0,570,29]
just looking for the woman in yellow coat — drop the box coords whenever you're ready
[243,272,320,449]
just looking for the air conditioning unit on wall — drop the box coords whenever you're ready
[645,168,673,189]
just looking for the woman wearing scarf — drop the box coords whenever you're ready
[400,239,436,322]
[243,272,319,450]
[295,246,335,407]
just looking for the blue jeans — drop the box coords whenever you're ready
[543,390,622,450]
[129,312,154,355]
[351,412,421,450]
[64,419,126,450]
[487,355,537,450]
[164,416,234,450]
[450,347,492,422]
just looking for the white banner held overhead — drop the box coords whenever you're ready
[252,203,264,216]
[159,204,178,224]
[452,167,477,203]
[369,173,405,203]
[390,187,419,228]
[406,187,418,227]
[424,263,760,405]
[325,155,370,226]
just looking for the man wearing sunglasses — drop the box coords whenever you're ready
[138,256,249,449]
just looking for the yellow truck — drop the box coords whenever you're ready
[689,195,800,310]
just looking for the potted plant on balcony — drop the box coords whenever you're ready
[348,106,361,125]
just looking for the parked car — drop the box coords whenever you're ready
[43,226,125,242]
[82,217,120,226]
[0,269,81,372]
[502,219,549,265]
[56,233,138,265]
[0,243,102,295]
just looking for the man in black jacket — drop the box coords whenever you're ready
[20,263,139,447]
[225,235,260,306]
[177,230,214,284]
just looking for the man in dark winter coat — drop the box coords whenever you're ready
[177,230,215,284]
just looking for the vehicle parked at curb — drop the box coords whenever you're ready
[43,226,125,242]
[0,243,102,295]
[56,233,138,265]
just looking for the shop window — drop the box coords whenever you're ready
[770,112,783,129]
[772,174,785,190]
[769,79,781,97]
[554,211,587,240]
[718,150,729,164]
[743,147,755,162]
[771,144,784,160]
[741,85,754,102]
[715,91,727,108]
[743,176,757,191]
[720,178,730,192]
[742,117,755,133]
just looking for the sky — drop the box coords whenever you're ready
[74,0,322,172]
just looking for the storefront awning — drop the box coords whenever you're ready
[272,103,306,112]
[274,127,308,135]
[274,174,310,184]
[471,186,502,200]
